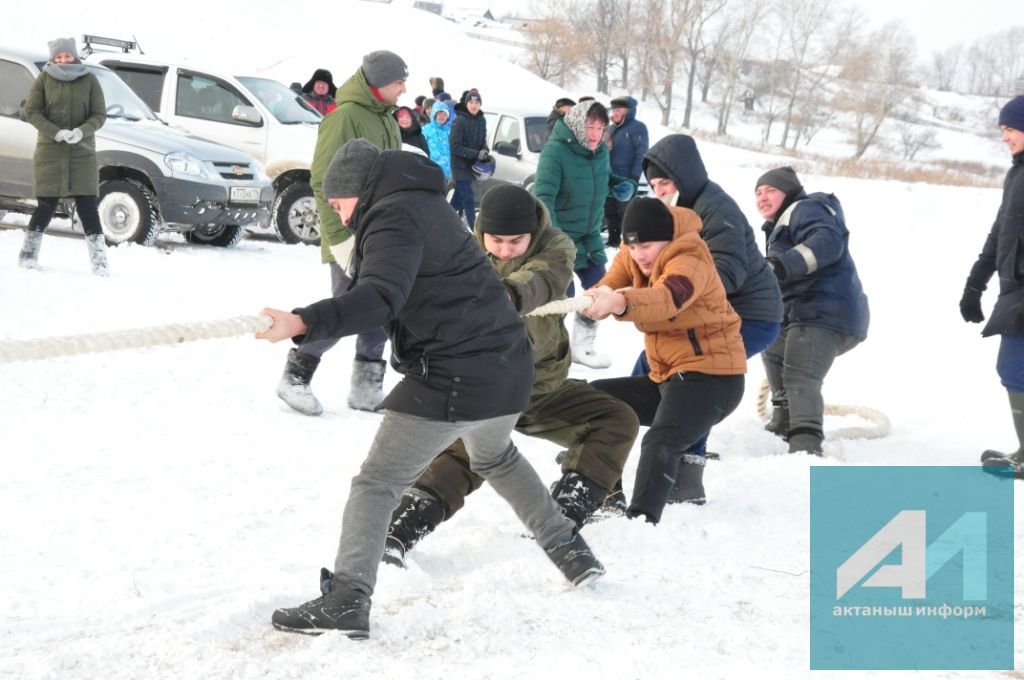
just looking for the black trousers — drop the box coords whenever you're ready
[591,372,745,523]
[29,196,103,236]
[603,196,628,246]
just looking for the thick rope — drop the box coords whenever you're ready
[0,315,273,364]
[524,295,593,317]
[756,378,890,441]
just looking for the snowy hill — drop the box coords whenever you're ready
[1,1,1021,678]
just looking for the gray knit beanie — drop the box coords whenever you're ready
[361,50,408,88]
[48,37,78,60]
[322,138,381,199]
[756,166,803,198]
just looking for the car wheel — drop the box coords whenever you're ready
[272,182,320,246]
[98,178,160,246]
[186,224,245,247]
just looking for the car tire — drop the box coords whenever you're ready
[97,178,160,246]
[186,224,246,248]
[272,181,320,246]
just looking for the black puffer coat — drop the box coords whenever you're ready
[449,104,487,182]
[295,151,534,421]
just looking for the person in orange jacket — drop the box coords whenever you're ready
[584,197,746,523]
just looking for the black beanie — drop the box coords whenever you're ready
[477,185,539,235]
[622,198,675,244]
[644,160,669,181]
[999,95,1024,132]
[756,166,803,197]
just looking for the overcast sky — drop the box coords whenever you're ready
[461,0,1013,56]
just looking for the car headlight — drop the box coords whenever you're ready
[164,152,210,179]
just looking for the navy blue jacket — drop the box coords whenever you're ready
[766,191,869,338]
[967,151,1024,337]
[449,104,488,182]
[608,97,648,180]
[643,134,783,323]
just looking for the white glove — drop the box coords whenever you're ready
[54,129,71,142]
[65,128,84,144]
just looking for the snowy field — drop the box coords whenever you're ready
[1,1,1021,678]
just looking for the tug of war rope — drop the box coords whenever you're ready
[0,297,889,444]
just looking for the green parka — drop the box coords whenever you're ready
[534,101,612,271]
[473,198,575,396]
[312,67,402,263]
[22,66,106,197]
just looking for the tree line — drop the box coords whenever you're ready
[520,0,1023,159]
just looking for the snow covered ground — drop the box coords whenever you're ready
[1,2,1021,678]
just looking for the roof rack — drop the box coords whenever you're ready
[81,34,144,56]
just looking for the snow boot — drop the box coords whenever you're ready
[667,457,706,505]
[788,428,824,456]
[18,230,43,269]
[571,313,611,369]
[85,234,110,276]
[382,488,445,568]
[275,349,323,416]
[599,478,628,516]
[550,470,608,529]
[980,391,1024,463]
[544,531,605,586]
[271,571,370,638]
[347,358,386,412]
[764,403,789,439]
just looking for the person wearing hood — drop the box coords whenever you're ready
[18,37,109,275]
[535,100,638,369]
[604,96,649,247]
[964,96,1024,478]
[755,166,869,456]
[394,105,429,156]
[422,103,453,182]
[448,87,489,228]
[275,50,406,418]
[635,134,783,502]
[378,185,640,567]
[585,198,746,525]
[257,141,604,638]
[545,96,576,141]
[301,68,338,116]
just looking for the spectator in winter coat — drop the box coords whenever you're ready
[380,185,640,567]
[586,198,746,525]
[18,37,109,275]
[276,50,406,417]
[422,104,453,182]
[535,100,637,370]
[605,96,649,247]
[301,68,338,116]
[448,88,489,227]
[634,134,784,502]
[394,105,429,155]
[257,141,604,638]
[755,166,869,456]
[545,96,576,140]
[430,76,445,97]
[963,95,1024,478]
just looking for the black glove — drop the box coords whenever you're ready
[476,149,491,161]
[959,284,984,323]
[767,256,786,282]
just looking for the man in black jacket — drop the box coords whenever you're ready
[963,95,1024,478]
[257,140,604,639]
[449,88,489,227]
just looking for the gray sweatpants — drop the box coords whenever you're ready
[333,410,576,597]
[762,325,862,437]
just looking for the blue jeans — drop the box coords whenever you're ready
[449,180,476,228]
[630,318,781,455]
[566,260,607,298]
[997,335,1024,392]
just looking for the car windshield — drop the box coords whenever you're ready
[524,117,547,153]
[89,65,159,121]
[237,77,321,124]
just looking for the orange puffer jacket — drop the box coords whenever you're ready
[599,205,746,382]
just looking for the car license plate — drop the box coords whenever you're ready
[230,186,261,204]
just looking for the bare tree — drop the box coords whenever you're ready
[590,0,621,94]
[520,3,587,87]
[896,122,939,161]
[642,0,692,126]
[713,0,772,136]
[930,44,962,92]
[680,0,727,128]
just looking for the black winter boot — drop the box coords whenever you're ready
[271,571,370,638]
[981,392,1024,477]
[545,531,605,586]
[382,488,445,568]
[550,471,608,529]
[275,349,323,416]
[667,457,706,505]
[788,428,823,456]
[599,478,628,516]
[348,358,386,412]
[765,403,790,439]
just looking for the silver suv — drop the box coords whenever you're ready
[0,46,274,247]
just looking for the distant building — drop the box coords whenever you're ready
[413,1,443,14]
